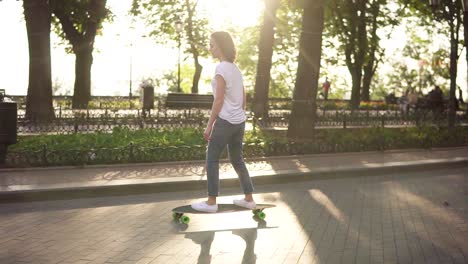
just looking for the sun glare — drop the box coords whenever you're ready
[0,0,265,96]
[200,0,264,29]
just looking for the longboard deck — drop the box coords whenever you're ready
[172,203,275,214]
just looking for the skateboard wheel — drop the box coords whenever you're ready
[256,211,266,220]
[180,215,190,224]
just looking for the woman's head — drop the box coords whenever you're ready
[210,31,236,63]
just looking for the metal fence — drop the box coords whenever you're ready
[16,108,468,135]
[256,110,468,129]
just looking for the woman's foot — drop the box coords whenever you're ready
[191,201,218,213]
[233,199,256,209]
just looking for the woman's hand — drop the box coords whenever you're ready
[204,75,225,141]
[204,125,212,141]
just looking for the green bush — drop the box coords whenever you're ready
[259,126,468,154]
[9,127,207,152]
[10,126,467,153]
[6,126,467,167]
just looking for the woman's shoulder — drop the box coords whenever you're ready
[216,61,240,74]
[216,61,236,68]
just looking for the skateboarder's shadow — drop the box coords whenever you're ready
[185,231,215,264]
[184,222,265,264]
[232,227,258,264]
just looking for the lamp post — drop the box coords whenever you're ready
[129,41,133,100]
[175,20,183,93]
[129,24,135,101]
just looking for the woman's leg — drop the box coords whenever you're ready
[206,118,230,202]
[227,122,254,198]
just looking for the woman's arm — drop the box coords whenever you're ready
[204,75,226,140]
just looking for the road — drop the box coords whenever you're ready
[1,167,467,264]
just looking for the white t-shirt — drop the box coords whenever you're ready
[211,61,246,124]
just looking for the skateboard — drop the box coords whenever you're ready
[172,203,276,224]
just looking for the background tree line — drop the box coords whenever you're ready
[22,0,465,137]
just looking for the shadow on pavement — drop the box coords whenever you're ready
[177,219,275,264]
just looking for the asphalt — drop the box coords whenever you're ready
[0,146,467,202]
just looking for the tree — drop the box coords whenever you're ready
[252,0,281,118]
[236,2,302,100]
[131,0,209,94]
[287,0,324,139]
[402,0,463,128]
[431,0,463,128]
[383,20,452,97]
[464,4,468,100]
[325,0,400,109]
[236,26,261,93]
[272,1,302,98]
[49,0,109,109]
[23,0,55,121]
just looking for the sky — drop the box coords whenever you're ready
[0,0,263,96]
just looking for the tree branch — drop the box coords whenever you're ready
[85,0,107,43]
[50,2,81,47]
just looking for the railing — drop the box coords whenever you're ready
[17,111,208,135]
[16,108,468,135]
[256,110,468,129]
[10,95,393,111]
[10,95,148,110]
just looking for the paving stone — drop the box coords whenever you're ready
[0,167,466,264]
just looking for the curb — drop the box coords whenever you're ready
[1,158,466,204]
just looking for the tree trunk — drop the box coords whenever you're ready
[51,0,107,109]
[185,0,201,94]
[287,1,324,139]
[252,0,280,118]
[465,11,468,100]
[361,2,380,102]
[331,0,385,109]
[23,0,55,121]
[72,43,93,109]
[192,56,202,94]
[361,43,377,102]
[448,20,458,128]
[351,2,367,109]
[350,67,362,109]
[361,66,372,101]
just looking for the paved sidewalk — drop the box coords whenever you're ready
[1,166,467,263]
[0,146,467,202]
[1,147,468,263]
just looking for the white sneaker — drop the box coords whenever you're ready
[191,202,218,213]
[233,199,256,209]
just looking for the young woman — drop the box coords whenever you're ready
[191,31,255,213]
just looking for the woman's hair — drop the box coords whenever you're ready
[211,31,236,63]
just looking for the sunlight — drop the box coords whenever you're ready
[385,180,467,256]
[0,0,264,96]
[200,0,264,30]
[309,189,345,224]
[3,0,466,98]
[387,181,465,229]
[308,189,373,254]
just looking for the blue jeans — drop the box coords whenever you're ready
[206,117,254,196]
